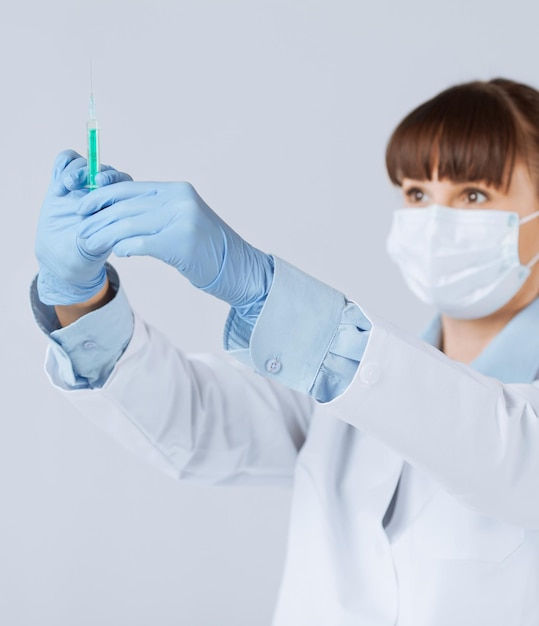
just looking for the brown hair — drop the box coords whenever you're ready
[385,78,539,193]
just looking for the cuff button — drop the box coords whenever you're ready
[265,358,282,374]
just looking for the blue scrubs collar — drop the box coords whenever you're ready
[421,297,539,384]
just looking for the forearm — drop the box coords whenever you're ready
[54,277,114,327]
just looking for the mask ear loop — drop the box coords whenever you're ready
[520,209,539,225]
[526,250,539,269]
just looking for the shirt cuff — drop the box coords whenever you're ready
[30,264,134,389]
[224,256,371,402]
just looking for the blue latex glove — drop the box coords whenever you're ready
[76,182,274,315]
[35,150,132,305]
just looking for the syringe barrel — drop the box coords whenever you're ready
[87,121,100,189]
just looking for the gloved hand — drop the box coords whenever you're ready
[35,150,132,305]
[76,181,274,315]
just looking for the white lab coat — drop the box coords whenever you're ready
[46,296,539,625]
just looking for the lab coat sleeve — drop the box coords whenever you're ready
[327,316,539,528]
[37,286,314,487]
[239,257,539,527]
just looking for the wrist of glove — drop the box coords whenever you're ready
[199,245,274,321]
[37,266,108,307]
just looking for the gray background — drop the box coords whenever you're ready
[1,0,538,624]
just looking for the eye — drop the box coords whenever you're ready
[463,188,489,204]
[404,187,426,204]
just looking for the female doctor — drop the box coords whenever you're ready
[32,77,539,625]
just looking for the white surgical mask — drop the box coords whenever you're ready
[386,204,539,319]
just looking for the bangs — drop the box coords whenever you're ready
[386,82,525,189]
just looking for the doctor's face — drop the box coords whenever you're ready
[400,162,539,314]
[400,162,539,268]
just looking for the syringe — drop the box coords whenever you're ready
[86,86,100,189]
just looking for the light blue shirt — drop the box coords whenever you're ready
[30,258,372,401]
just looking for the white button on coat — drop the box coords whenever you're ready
[358,361,380,384]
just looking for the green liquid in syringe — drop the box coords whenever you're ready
[87,125,99,189]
